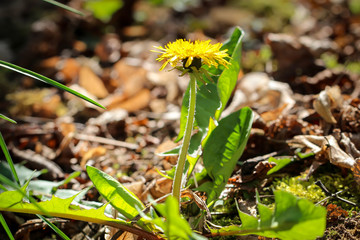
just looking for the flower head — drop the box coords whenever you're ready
[153,39,230,72]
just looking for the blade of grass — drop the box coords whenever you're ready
[0,213,15,240]
[0,60,105,109]
[42,0,85,16]
[0,183,7,191]
[0,114,16,124]
[0,132,20,186]
[36,214,71,240]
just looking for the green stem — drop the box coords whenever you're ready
[172,74,197,203]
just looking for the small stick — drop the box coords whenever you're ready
[315,180,357,207]
[74,133,139,150]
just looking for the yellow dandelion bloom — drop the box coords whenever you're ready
[153,39,230,71]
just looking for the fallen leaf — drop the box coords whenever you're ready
[106,89,151,112]
[41,57,80,84]
[149,177,172,199]
[112,59,148,97]
[313,85,343,124]
[289,135,355,169]
[80,146,107,169]
[79,66,109,99]
[117,231,135,240]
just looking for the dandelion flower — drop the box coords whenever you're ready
[153,39,230,72]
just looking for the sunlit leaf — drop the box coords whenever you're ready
[0,189,127,228]
[200,107,253,203]
[215,27,244,118]
[86,166,144,220]
[210,190,326,240]
[84,0,123,22]
[142,196,207,240]
[267,157,293,175]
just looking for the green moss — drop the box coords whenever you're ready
[211,215,242,240]
[272,175,326,203]
[267,172,360,212]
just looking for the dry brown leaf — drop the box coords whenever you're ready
[260,103,288,122]
[223,72,294,117]
[106,89,151,112]
[124,181,146,202]
[79,66,109,99]
[41,57,80,84]
[80,146,107,168]
[59,122,76,137]
[149,177,172,199]
[313,85,343,124]
[117,231,136,240]
[112,59,147,97]
[351,159,360,185]
[290,135,355,169]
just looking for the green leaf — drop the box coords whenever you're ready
[84,0,123,22]
[0,60,105,109]
[86,165,144,220]
[267,157,293,175]
[0,162,44,187]
[28,171,81,196]
[215,27,244,118]
[0,189,126,227]
[202,107,253,203]
[42,0,85,16]
[0,114,16,124]
[211,190,326,240]
[0,189,159,239]
[144,196,207,240]
[349,0,360,14]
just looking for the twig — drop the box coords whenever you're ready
[74,133,139,150]
[315,180,357,206]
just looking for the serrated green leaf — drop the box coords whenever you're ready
[0,189,126,228]
[0,60,105,109]
[211,190,326,240]
[0,189,159,239]
[202,107,253,202]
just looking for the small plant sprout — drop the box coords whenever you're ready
[153,39,230,204]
